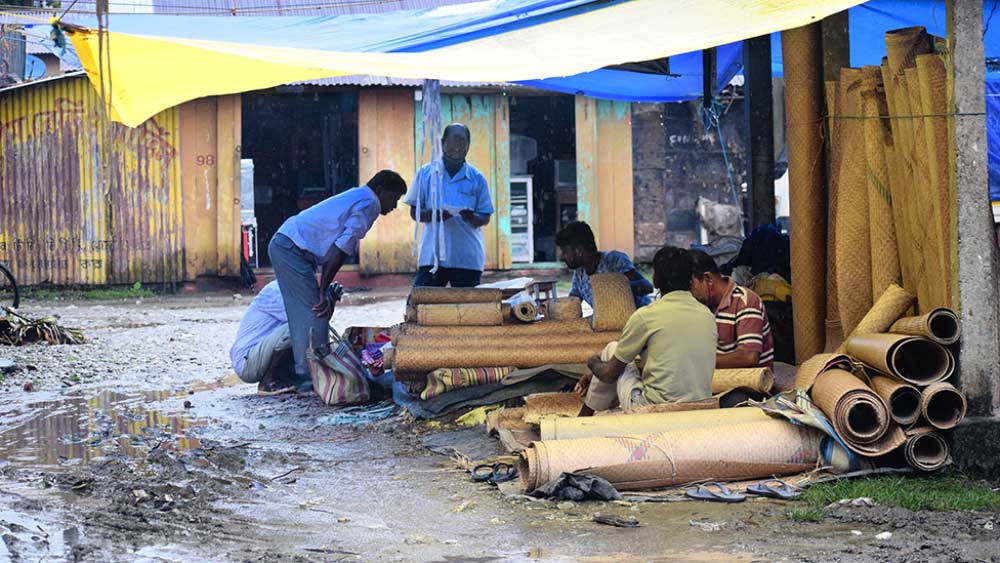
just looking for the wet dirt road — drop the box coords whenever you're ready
[1,295,998,562]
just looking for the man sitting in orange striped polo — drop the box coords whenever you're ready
[689,249,775,369]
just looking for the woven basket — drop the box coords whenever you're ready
[416,303,504,326]
[539,406,769,441]
[903,426,949,471]
[920,382,967,430]
[547,297,583,320]
[869,375,921,426]
[836,283,914,353]
[711,368,774,395]
[410,287,502,305]
[519,419,820,492]
[782,24,827,363]
[589,273,636,331]
[810,369,890,449]
[845,333,950,386]
[889,307,961,345]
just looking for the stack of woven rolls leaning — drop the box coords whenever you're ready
[390,276,964,494]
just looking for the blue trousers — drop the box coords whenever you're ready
[268,234,330,378]
[413,266,482,288]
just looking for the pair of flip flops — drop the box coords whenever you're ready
[472,463,518,484]
[685,480,800,503]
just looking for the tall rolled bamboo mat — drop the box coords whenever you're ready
[712,368,773,395]
[920,382,967,430]
[825,80,841,331]
[589,273,635,332]
[395,318,594,340]
[889,308,961,345]
[415,302,505,326]
[904,427,949,471]
[539,407,771,441]
[845,333,951,386]
[870,375,921,426]
[410,287,502,304]
[834,68,874,337]
[860,66,902,300]
[394,331,620,351]
[393,343,610,372]
[835,283,914,353]
[810,369,890,449]
[519,419,820,492]
[547,297,583,320]
[782,24,827,363]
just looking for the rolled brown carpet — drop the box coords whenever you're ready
[794,353,856,391]
[836,284,915,353]
[903,427,949,471]
[845,333,951,386]
[920,382,967,430]
[869,375,921,426]
[410,287,502,304]
[810,369,890,449]
[518,418,820,492]
[889,308,961,345]
[394,331,619,351]
[783,23,828,363]
[589,273,636,332]
[547,297,583,320]
[416,302,505,326]
[712,368,774,395]
[539,407,770,441]
[393,341,613,372]
[834,67,874,338]
[395,318,594,339]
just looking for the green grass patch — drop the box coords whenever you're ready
[21,282,155,301]
[801,475,1000,512]
[786,507,823,523]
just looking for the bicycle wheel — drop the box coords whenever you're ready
[0,263,19,310]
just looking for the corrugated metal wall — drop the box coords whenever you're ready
[0,76,184,286]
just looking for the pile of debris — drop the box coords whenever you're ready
[1,307,85,346]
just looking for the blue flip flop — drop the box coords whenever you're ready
[746,479,801,500]
[684,482,747,503]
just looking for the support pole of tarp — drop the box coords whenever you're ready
[744,34,775,228]
[702,47,717,108]
[947,0,1000,417]
[781,23,827,364]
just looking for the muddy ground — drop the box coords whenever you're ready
[1,293,998,563]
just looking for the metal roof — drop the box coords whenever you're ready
[292,75,509,88]
[1,0,481,18]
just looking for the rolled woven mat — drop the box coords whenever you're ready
[547,297,583,320]
[416,303,504,327]
[782,24,827,363]
[835,68,874,338]
[824,319,846,354]
[869,375,921,426]
[393,342,610,372]
[519,418,820,492]
[508,294,539,323]
[835,283,915,354]
[825,80,841,330]
[404,298,418,323]
[810,369,890,449]
[860,66,902,301]
[794,353,856,391]
[712,368,774,395]
[589,273,636,332]
[410,287,502,305]
[523,392,584,424]
[539,406,770,441]
[394,331,620,351]
[395,318,593,339]
[889,308,961,345]
[845,333,950,386]
[920,382,967,430]
[627,398,720,415]
[903,427,949,471]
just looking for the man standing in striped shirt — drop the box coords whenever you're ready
[689,250,775,369]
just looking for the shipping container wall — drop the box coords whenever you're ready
[0,76,184,286]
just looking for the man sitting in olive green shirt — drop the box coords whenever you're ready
[579,247,718,416]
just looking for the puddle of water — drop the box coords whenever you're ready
[0,383,231,469]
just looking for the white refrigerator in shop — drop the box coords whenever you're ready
[510,176,534,263]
